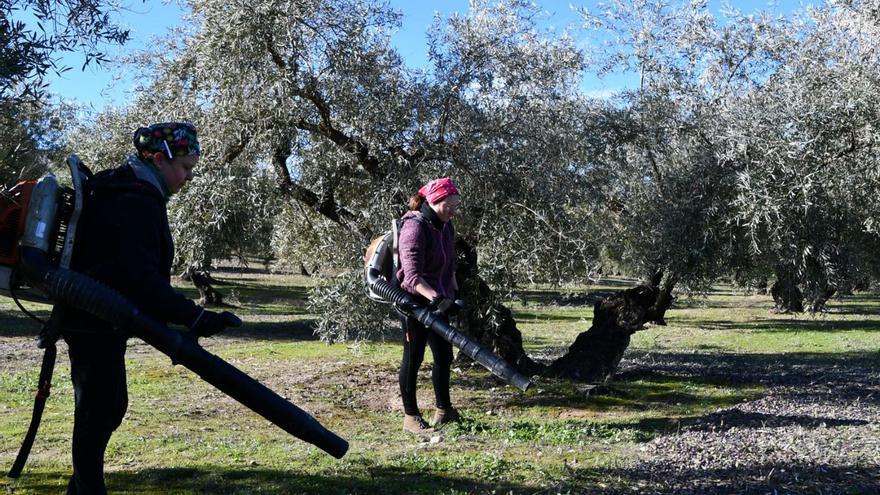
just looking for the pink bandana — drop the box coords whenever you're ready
[418,177,460,204]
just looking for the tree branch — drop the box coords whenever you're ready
[219,129,251,166]
[295,116,381,178]
[270,142,372,238]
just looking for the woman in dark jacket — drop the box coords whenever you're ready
[395,177,463,434]
[61,122,239,494]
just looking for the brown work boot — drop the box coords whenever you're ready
[432,407,461,427]
[403,414,434,434]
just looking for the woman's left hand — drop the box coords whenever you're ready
[429,296,466,316]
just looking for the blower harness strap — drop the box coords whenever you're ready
[8,307,62,478]
[9,273,48,326]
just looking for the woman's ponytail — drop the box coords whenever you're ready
[409,193,425,211]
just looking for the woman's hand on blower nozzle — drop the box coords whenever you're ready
[190,309,242,338]
[429,296,466,317]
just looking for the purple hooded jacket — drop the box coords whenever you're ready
[395,209,456,300]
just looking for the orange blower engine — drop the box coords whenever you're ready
[0,180,37,265]
[0,161,82,304]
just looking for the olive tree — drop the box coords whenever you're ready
[70,0,880,385]
[575,0,764,322]
[123,0,602,337]
[577,0,880,316]
[100,0,638,382]
[726,0,880,312]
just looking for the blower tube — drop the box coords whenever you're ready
[366,266,531,392]
[19,247,348,458]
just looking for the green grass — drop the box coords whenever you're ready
[1,274,878,494]
[632,289,880,355]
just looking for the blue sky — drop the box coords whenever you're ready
[45,0,802,110]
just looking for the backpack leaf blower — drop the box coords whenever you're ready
[365,227,531,392]
[2,156,348,479]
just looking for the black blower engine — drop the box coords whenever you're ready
[1,156,348,479]
[364,228,531,392]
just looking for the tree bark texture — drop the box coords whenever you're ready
[184,269,225,306]
[804,285,836,313]
[644,271,676,325]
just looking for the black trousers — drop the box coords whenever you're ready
[398,316,454,416]
[63,332,128,495]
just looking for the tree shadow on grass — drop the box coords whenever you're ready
[554,403,869,441]
[620,350,879,379]
[619,351,880,402]
[4,466,541,495]
[512,310,592,322]
[174,284,312,317]
[0,303,50,337]
[215,280,311,304]
[825,305,880,317]
[619,350,880,411]
[678,409,869,431]
[673,299,772,311]
[218,319,320,341]
[674,292,880,315]
[692,317,880,333]
[0,315,322,342]
[447,350,880,444]
[478,373,759,416]
[450,348,879,406]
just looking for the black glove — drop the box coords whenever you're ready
[191,310,242,338]
[429,296,466,316]
[394,301,417,314]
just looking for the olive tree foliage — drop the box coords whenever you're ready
[577,1,880,314]
[0,99,72,188]
[1,0,128,213]
[1,0,129,103]
[420,2,600,289]
[67,99,282,274]
[120,0,604,340]
[311,0,603,337]
[725,1,880,311]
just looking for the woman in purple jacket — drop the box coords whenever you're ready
[396,177,463,434]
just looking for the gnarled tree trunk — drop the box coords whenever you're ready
[644,271,676,325]
[183,268,225,306]
[454,239,660,384]
[453,239,541,374]
[771,267,803,313]
[804,284,836,313]
[548,285,658,383]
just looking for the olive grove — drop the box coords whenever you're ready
[67,0,880,384]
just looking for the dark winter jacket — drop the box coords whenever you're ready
[396,203,457,300]
[61,156,201,332]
